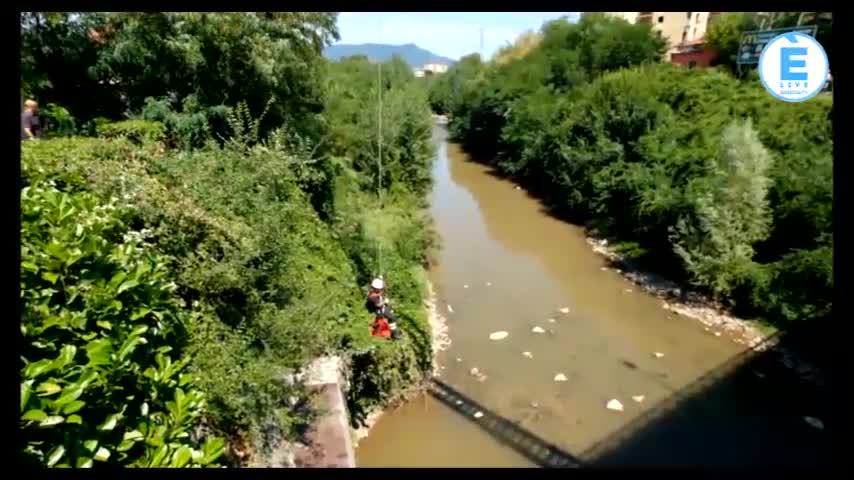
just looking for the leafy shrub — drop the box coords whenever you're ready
[20,184,224,468]
[42,103,77,137]
[141,96,230,150]
[97,120,166,145]
[21,11,439,465]
[21,100,437,449]
[22,134,335,445]
[671,119,773,298]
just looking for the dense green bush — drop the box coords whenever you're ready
[20,183,224,468]
[21,12,438,465]
[437,18,832,329]
[21,132,348,446]
[97,119,166,145]
[20,69,438,454]
[439,14,666,161]
[22,12,340,143]
[41,103,77,137]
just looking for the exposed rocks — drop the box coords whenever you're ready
[554,373,568,382]
[606,399,624,412]
[586,236,765,345]
[585,234,822,386]
[532,326,546,334]
[632,395,645,403]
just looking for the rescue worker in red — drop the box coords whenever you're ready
[366,277,401,340]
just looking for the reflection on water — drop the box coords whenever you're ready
[355,127,829,468]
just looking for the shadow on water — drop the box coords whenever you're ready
[581,327,832,469]
[426,378,582,468]
[430,326,831,469]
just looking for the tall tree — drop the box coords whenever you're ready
[672,119,774,299]
[21,12,341,139]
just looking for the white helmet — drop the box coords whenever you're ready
[371,278,384,290]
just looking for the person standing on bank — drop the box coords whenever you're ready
[21,99,44,141]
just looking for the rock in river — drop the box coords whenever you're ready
[606,399,624,412]
[489,331,509,341]
[532,326,546,334]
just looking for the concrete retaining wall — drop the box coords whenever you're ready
[296,356,356,468]
[250,356,356,468]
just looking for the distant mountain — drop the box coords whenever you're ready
[323,43,456,68]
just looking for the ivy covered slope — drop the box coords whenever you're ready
[430,13,832,331]
[21,12,436,468]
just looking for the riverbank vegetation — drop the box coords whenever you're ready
[429,13,832,333]
[21,12,435,467]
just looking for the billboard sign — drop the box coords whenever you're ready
[737,25,817,65]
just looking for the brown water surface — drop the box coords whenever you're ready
[355,127,830,468]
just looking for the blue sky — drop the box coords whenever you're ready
[335,12,580,61]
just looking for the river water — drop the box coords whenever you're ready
[355,127,830,468]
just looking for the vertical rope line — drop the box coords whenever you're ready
[376,16,384,279]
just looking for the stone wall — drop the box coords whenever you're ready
[250,356,356,468]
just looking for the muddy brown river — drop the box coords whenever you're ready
[355,127,830,468]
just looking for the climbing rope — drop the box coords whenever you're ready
[375,16,384,280]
